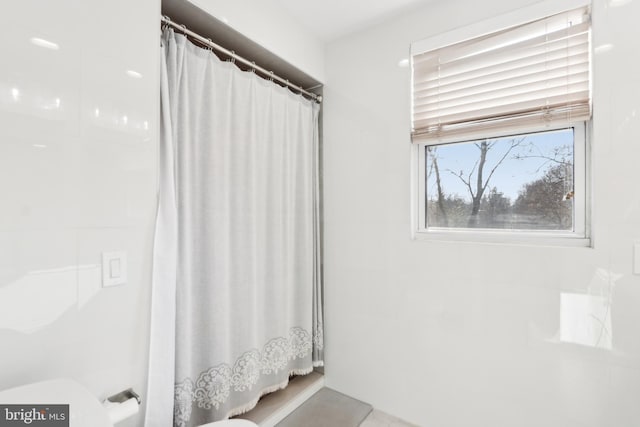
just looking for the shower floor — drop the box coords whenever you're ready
[275,387,372,427]
[235,371,325,426]
[235,371,417,427]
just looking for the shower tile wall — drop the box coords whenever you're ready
[0,0,160,423]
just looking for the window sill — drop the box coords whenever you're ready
[412,229,591,248]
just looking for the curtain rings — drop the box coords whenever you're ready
[162,15,173,31]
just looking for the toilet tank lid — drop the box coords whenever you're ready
[0,378,113,427]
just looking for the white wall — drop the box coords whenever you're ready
[0,1,160,425]
[187,0,326,83]
[323,0,640,426]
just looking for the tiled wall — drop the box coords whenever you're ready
[0,1,160,425]
[323,0,640,425]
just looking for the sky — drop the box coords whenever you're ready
[427,128,574,202]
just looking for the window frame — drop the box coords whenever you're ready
[409,0,593,247]
[411,122,591,247]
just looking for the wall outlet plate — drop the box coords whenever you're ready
[102,251,127,287]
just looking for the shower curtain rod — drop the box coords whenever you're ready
[161,15,322,103]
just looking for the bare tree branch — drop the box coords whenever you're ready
[446,168,475,198]
[426,147,435,180]
[513,142,573,173]
[481,137,526,195]
[467,157,480,198]
[430,148,448,225]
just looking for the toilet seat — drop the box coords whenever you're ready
[198,419,258,427]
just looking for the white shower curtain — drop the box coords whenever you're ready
[145,29,323,427]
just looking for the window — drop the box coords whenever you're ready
[417,125,586,235]
[411,2,591,245]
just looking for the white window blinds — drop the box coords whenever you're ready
[411,6,591,143]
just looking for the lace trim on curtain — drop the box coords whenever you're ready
[174,327,316,426]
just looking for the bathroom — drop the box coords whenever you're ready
[1,0,640,426]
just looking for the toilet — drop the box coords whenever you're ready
[0,379,114,427]
[0,379,257,427]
